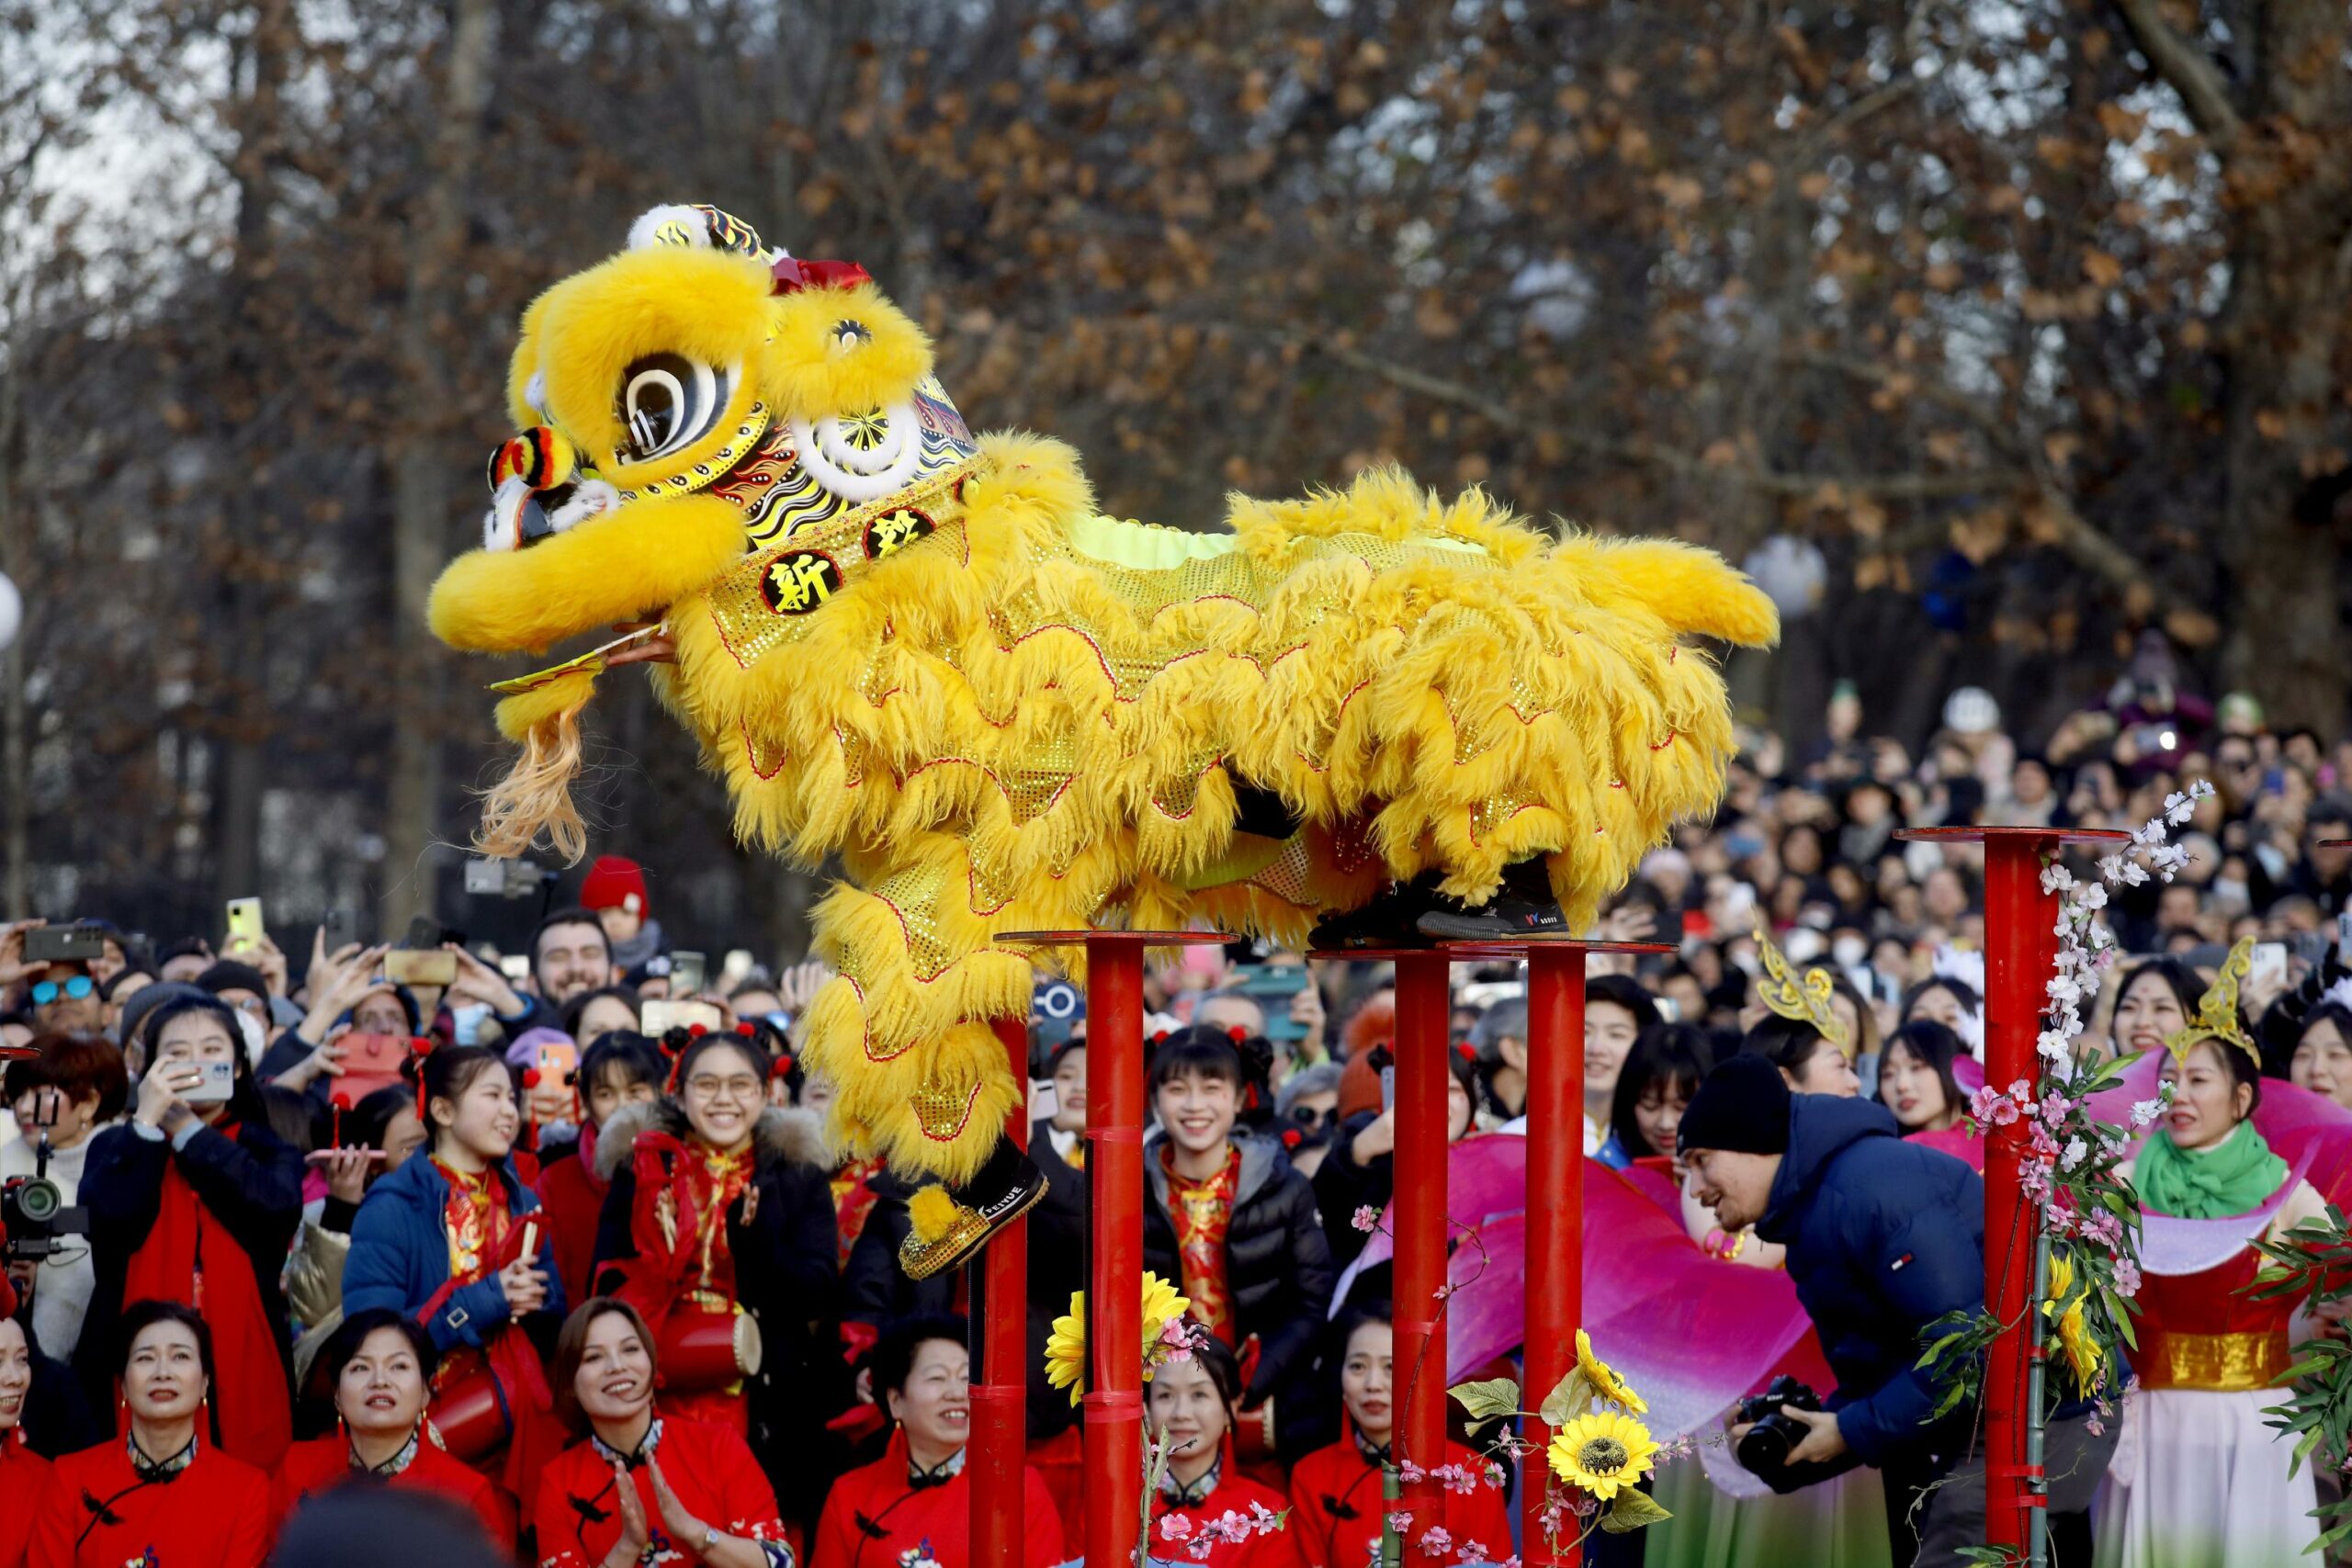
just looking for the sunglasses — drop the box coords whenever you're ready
[32,976,95,1006]
[1288,1104,1332,1131]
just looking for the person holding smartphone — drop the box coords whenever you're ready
[74,996,304,1471]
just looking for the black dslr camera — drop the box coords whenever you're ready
[1735,1376,1833,1494]
[2,1170,88,1261]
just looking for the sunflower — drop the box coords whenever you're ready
[1045,1292,1087,1407]
[1041,1272,1195,1406]
[1547,1409,1661,1502]
[2043,1249,2104,1389]
[1575,1329,1646,1415]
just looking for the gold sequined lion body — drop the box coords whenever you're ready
[427,206,1778,1265]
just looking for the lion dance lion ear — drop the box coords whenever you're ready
[626,203,775,261]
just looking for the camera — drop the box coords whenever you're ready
[1735,1376,1828,1493]
[2,1173,89,1261]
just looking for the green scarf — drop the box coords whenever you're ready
[2136,1119,2290,1220]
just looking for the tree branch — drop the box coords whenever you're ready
[1297,335,2023,501]
[2109,0,2244,150]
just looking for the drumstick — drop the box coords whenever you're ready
[520,1220,540,1269]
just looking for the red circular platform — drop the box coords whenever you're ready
[992,929,1236,945]
[1894,825,2132,846]
[1438,937,1678,960]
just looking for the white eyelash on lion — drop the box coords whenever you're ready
[427,204,1779,1280]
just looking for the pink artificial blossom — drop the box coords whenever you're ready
[1352,1205,1381,1234]
[1419,1527,1453,1558]
[1397,1461,1427,1484]
[2113,1258,2142,1298]
[1387,1512,1417,1537]
[1160,1515,1195,1542]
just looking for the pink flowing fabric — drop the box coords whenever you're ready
[1341,1137,1830,1441]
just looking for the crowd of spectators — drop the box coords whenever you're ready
[6,675,2352,1568]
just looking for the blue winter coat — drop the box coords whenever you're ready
[1754,1094,1984,1465]
[341,1150,565,1354]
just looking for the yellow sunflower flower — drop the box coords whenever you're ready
[2043,1249,2103,1388]
[1576,1329,1647,1415]
[1547,1409,1661,1502]
[1045,1291,1087,1407]
[1040,1272,1195,1405]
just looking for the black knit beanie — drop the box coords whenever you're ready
[1677,1052,1793,1157]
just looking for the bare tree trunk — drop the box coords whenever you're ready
[2214,1,2352,730]
[0,305,24,916]
[209,0,294,907]
[381,0,499,934]
[2114,0,2352,728]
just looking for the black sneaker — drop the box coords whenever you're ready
[1307,875,1442,952]
[1413,896,1569,941]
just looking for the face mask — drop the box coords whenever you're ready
[451,1002,492,1047]
[1832,936,1868,969]
[232,1007,266,1066]
[2211,877,2248,909]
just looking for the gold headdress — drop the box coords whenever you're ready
[2163,935,2259,1066]
[1752,919,1852,1057]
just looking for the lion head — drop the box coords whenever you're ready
[428,204,983,856]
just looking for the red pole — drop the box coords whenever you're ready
[1085,936,1145,1568]
[1392,952,1451,1540]
[1521,946,1585,1568]
[1979,835,2059,1555]
[969,1016,1031,1568]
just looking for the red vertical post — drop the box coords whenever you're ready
[1521,947,1586,1568]
[1086,936,1146,1568]
[969,1016,1031,1568]
[1392,952,1452,1537]
[1979,835,2059,1556]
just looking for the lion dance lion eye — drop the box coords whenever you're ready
[616,353,732,464]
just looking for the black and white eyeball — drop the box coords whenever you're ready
[787,401,924,502]
[616,354,738,466]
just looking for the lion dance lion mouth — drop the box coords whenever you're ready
[429,202,1779,1277]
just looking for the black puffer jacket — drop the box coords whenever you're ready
[1143,1134,1338,1457]
[592,1100,842,1530]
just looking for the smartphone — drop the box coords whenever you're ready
[383,948,458,987]
[642,998,723,1035]
[2336,909,2352,960]
[224,897,266,954]
[2251,942,2289,999]
[534,1039,581,1120]
[402,914,444,950]
[721,949,755,987]
[670,950,707,998]
[322,909,352,951]
[498,953,530,983]
[306,1149,386,1166]
[22,924,106,964]
[1379,1064,1396,1113]
[335,1032,413,1101]
[182,1058,236,1105]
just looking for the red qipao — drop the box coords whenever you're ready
[28,1437,271,1568]
[1286,1439,1511,1568]
[530,1417,785,1568]
[0,1429,48,1568]
[1148,1461,1298,1568]
[812,1432,1066,1568]
[268,1432,516,1553]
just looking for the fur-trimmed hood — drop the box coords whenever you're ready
[594,1099,827,1182]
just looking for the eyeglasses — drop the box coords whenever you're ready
[684,1075,763,1103]
[1288,1104,1331,1131]
[31,976,94,1007]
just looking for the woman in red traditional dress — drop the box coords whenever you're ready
[343,1044,569,1500]
[1879,1020,1984,1173]
[1286,1307,1513,1568]
[531,1297,788,1568]
[593,1028,839,1529]
[268,1308,514,1551]
[0,1317,46,1568]
[74,995,305,1471]
[1144,1333,1296,1568]
[813,1314,1066,1568]
[30,1302,272,1568]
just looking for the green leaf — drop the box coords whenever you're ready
[1540,1370,1596,1428]
[1599,1489,1672,1533]
[1448,1378,1522,1423]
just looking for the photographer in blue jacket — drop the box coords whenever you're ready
[1680,1053,2115,1564]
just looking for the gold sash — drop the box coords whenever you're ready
[2132,1327,2292,1392]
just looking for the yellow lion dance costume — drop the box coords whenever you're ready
[429,205,1778,1278]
